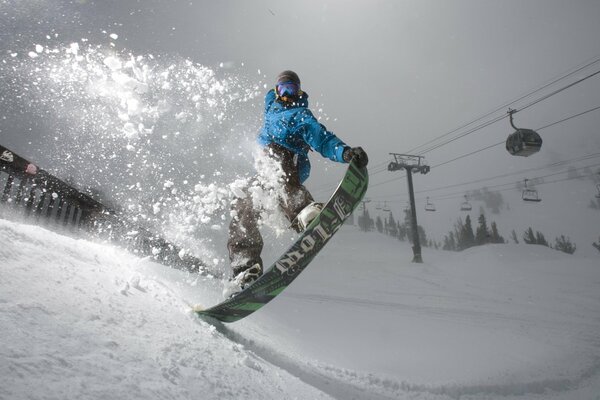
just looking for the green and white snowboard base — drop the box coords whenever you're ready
[196,160,368,323]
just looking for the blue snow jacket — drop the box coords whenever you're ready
[257,89,348,183]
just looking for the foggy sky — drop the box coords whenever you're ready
[2,0,600,216]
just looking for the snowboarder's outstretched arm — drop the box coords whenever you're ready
[300,111,368,168]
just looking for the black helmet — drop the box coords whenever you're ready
[276,70,300,85]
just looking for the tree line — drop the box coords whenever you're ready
[359,208,581,255]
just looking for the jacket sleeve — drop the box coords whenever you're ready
[300,111,348,163]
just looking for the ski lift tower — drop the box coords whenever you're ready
[388,153,430,263]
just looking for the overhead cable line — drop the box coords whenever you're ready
[430,104,600,170]
[319,58,600,193]
[313,60,600,196]
[535,104,600,131]
[414,67,600,156]
[426,157,600,200]
[361,103,600,196]
[406,55,600,154]
[367,152,600,202]
[361,57,600,178]
[515,69,600,114]
[371,162,600,205]
[427,162,600,202]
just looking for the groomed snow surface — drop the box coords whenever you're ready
[1,217,600,400]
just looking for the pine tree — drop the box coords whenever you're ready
[535,231,549,247]
[475,213,489,245]
[554,235,576,254]
[453,218,464,249]
[358,210,372,232]
[459,215,475,250]
[397,221,406,241]
[510,229,519,244]
[523,227,550,247]
[490,222,504,243]
[523,227,536,244]
[375,216,384,233]
[443,232,457,251]
[388,213,398,237]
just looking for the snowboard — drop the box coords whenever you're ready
[195,159,368,323]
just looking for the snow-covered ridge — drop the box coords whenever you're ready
[1,218,600,399]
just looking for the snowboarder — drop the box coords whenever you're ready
[226,70,368,296]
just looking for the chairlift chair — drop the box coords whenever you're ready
[460,195,472,211]
[382,202,390,212]
[425,197,436,212]
[505,109,543,157]
[522,179,542,202]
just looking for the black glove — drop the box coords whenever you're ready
[342,146,369,168]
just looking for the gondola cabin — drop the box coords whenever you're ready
[505,109,542,157]
[506,128,543,157]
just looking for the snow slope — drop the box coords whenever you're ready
[0,219,329,400]
[1,217,600,400]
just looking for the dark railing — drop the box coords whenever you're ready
[0,144,211,275]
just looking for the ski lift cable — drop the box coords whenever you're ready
[363,151,600,201]
[368,173,407,190]
[315,65,600,195]
[535,104,600,131]
[431,141,505,170]
[364,146,600,203]
[314,89,600,197]
[429,104,600,170]
[428,162,600,202]
[366,167,596,207]
[367,154,600,202]
[365,165,600,205]
[361,102,600,194]
[414,114,507,156]
[414,67,600,156]
[515,69,600,115]
[406,55,600,154]
[429,170,600,204]
[407,55,600,154]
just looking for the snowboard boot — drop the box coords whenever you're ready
[292,202,323,233]
[223,262,263,298]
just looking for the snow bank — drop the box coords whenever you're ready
[228,230,600,399]
[0,219,331,400]
[1,218,599,399]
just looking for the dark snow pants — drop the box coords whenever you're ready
[227,143,314,275]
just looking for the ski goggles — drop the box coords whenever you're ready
[276,81,301,97]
